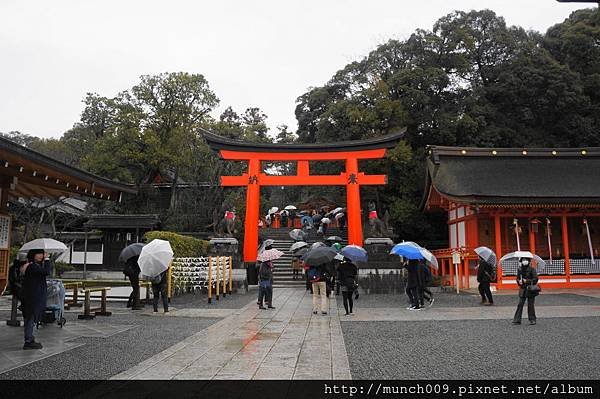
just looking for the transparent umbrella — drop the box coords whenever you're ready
[19,238,68,255]
[290,241,309,252]
[499,251,546,269]
[289,229,307,241]
[474,246,497,266]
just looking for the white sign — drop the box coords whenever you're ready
[0,214,10,250]
[452,251,461,265]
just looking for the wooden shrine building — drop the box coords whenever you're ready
[0,135,136,288]
[422,146,600,290]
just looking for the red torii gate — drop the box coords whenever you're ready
[203,129,405,264]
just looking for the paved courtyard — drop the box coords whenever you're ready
[1,288,599,381]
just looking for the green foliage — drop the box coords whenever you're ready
[144,231,209,258]
[293,7,600,244]
[54,261,75,277]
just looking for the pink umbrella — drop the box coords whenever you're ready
[257,248,284,262]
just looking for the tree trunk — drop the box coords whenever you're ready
[169,167,179,211]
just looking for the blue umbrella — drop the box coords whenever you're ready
[390,243,425,259]
[341,245,368,263]
[301,215,312,225]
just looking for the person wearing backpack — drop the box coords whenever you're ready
[123,256,143,310]
[8,253,27,300]
[477,256,496,305]
[257,260,275,309]
[309,264,328,315]
[20,249,51,350]
[152,268,169,313]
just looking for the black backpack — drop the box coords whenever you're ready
[8,263,24,300]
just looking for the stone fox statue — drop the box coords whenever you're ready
[367,202,389,237]
[210,207,236,237]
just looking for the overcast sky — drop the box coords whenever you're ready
[0,0,590,139]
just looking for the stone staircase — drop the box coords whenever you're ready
[260,227,348,288]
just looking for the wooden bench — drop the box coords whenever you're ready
[63,282,83,310]
[77,287,112,320]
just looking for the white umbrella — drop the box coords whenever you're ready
[321,217,331,224]
[284,205,297,210]
[19,238,68,254]
[499,251,546,268]
[268,207,279,215]
[335,212,345,220]
[138,239,173,277]
[331,207,344,215]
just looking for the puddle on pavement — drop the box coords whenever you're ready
[255,332,281,340]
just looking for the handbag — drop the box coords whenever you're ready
[527,283,541,297]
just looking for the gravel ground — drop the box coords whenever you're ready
[340,292,600,309]
[0,311,220,380]
[0,290,256,380]
[342,317,600,379]
[168,289,255,309]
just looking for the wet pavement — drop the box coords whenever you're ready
[111,288,350,380]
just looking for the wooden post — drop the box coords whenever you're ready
[84,290,91,317]
[207,256,213,304]
[214,256,221,301]
[494,214,503,288]
[228,256,233,294]
[167,263,172,300]
[562,215,571,283]
[449,258,455,287]
[6,295,20,326]
[223,257,228,296]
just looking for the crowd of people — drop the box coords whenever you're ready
[262,206,347,234]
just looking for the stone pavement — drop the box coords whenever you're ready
[111,288,351,380]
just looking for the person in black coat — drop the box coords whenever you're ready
[404,259,421,310]
[152,268,169,313]
[124,256,143,310]
[477,257,495,305]
[336,257,358,315]
[513,258,539,325]
[20,249,51,350]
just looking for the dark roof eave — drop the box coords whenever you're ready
[435,191,600,206]
[0,135,137,195]
[201,127,406,153]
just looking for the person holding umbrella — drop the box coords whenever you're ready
[256,244,283,309]
[404,259,421,310]
[138,239,174,311]
[305,246,338,315]
[20,249,51,349]
[336,256,358,315]
[477,260,495,306]
[120,243,145,310]
[513,257,539,325]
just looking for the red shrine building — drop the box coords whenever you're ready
[422,146,600,290]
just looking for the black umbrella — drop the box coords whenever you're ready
[312,214,323,223]
[303,246,339,266]
[293,247,309,259]
[118,243,145,263]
